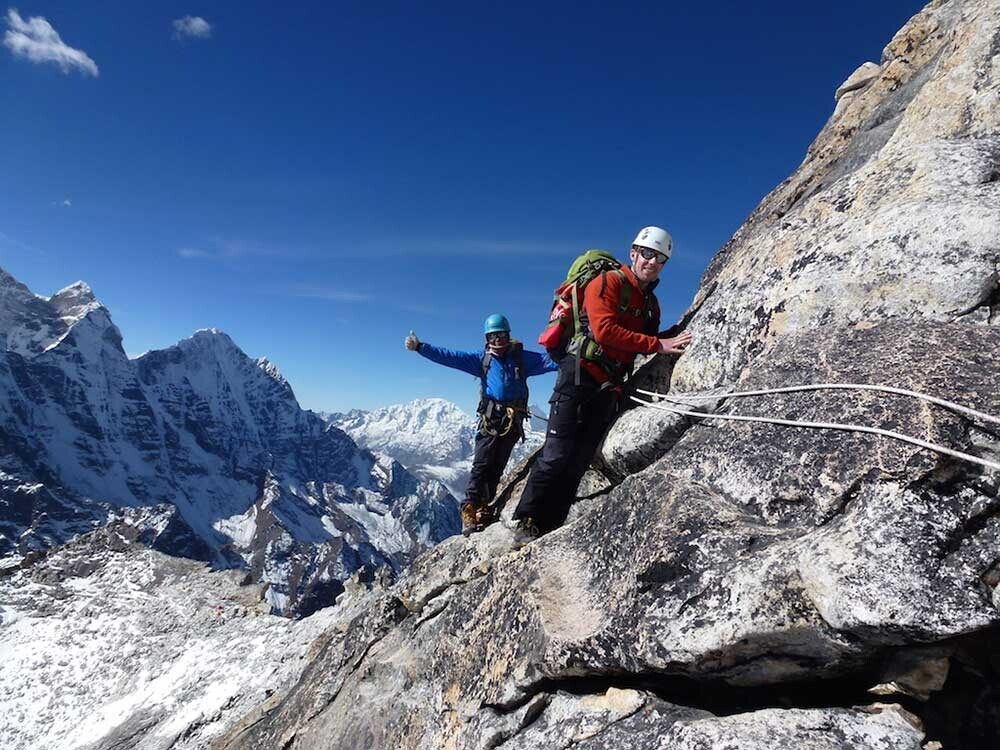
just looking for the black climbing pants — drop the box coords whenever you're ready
[512,358,619,531]
[464,419,521,510]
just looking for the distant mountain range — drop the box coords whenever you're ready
[325,397,546,498]
[0,267,458,616]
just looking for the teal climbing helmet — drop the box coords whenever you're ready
[483,313,510,335]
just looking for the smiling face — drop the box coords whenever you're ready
[629,245,667,287]
[485,330,511,355]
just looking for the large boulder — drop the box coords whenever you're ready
[835,61,882,101]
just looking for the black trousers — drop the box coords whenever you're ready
[464,421,521,509]
[513,358,619,531]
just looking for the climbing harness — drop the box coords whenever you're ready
[629,383,1000,473]
[478,402,526,438]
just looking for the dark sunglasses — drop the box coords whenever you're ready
[636,246,669,265]
[486,331,510,342]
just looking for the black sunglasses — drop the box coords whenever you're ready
[636,246,669,264]
[486,331,510,342]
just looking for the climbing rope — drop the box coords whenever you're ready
[629,385,1000,473]
[479,406,518,437]
[635,383,1000,427]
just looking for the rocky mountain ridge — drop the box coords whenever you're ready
[0,271,459,616]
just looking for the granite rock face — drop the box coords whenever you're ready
[217,322,997,749]
[215,2,1000,747]
[666,0,1000,394]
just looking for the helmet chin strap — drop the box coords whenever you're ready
[487,342,510,356]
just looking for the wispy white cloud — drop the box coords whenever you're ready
[354,238,582,258]
[464,240,578,256]
[176,239,310,262]
[285,284,372,303]
[3,9,98,77]
[0,229,44,255]
[177,247,213,259]
[171,16,212,40]
[50,198,71,207]
[395,302,454,316]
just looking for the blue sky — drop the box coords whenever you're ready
[1,0,926,415]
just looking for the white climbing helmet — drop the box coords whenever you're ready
[632,226,673,260]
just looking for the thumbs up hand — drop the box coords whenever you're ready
[405,331,421,351]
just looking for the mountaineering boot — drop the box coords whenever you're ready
[512,517,541,547]
[461,503,484,536]
[476,502,500,529]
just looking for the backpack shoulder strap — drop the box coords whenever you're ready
[481,350,492,382]
[512,340,524,377]
[602,268,632,313]
[512,340,528,410]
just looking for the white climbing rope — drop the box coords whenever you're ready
[635,384,1000,426]
[628,394,1000,473]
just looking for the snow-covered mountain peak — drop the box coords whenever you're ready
[0,267,459,617]
[384,397,472,428]
[142,329,299,407]
[329,398,475,465]
[0,267,120,358]
[166,329,264,374]
[328,397,545,498]
[413,396,468,414]
[256,356,289,387]
[0,266,37,300]
[49,282,104,321]
[186,327,240,351]
[50,279,95,302]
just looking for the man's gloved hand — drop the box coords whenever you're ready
[405,330,420,351]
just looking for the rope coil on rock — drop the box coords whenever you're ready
[629,384,1000,473]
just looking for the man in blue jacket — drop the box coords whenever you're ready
[406,314,558,535]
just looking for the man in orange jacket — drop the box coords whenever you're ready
[512,226,693,541]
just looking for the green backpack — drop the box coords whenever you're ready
[539,249,657,384]
[537,250,620,353]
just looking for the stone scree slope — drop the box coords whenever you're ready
[214,2,1000,748]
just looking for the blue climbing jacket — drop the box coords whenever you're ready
[417,342,557,406]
